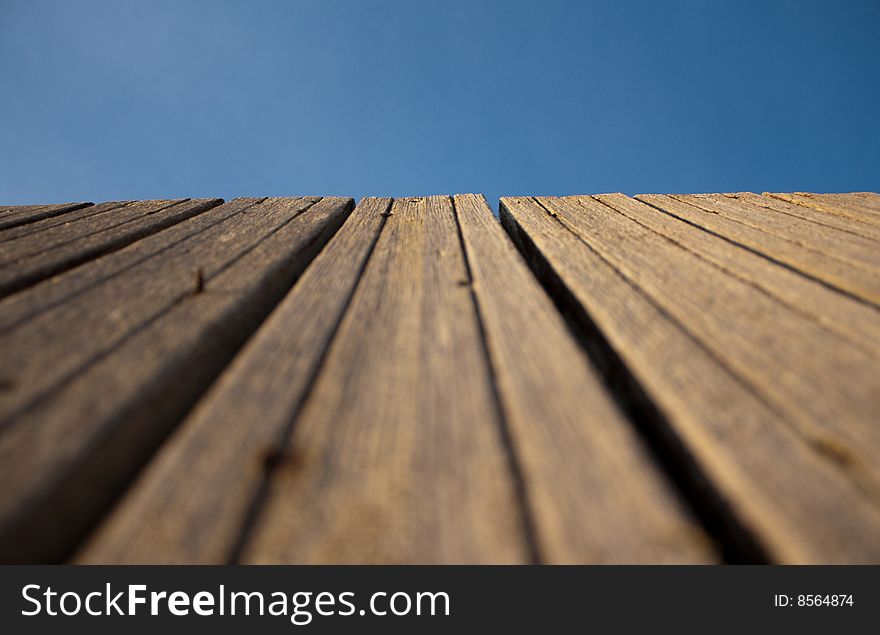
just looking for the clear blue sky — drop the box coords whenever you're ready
[1,0,878,208]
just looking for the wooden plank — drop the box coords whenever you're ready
[451,194,714,563]
[0,200,166,248]
[678,194,880,271]
[79,197,392,563]
[0,205,41,214]
[0,202,93,231]
[792,192,880,214]
[593,194,880,354]
[0,196,353,563]
[0,198,223,298]
[767,192,880,226]
[0,197,310,424]
[637,194,880,306]
[543,196,880,480]
[229,196,534,564]
[722,192,880,243]
[0,201,129,242]
[846,192,880,207]
[501,195,880,563]
[0,198,263,333]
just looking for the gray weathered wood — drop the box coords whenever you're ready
[0,197,353,563]
[502,195,880,563]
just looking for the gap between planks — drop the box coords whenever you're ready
[80,195,715,564]
[0,197,353,563]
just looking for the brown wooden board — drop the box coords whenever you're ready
[232,196,536,563]
[4,190,879,565]
[451,194,713,564]
[637,194,880,306]
[79,197,392,563]
[240,195,711,563]
[676,194,880,271]
[0,201,130,242]
[89,196,714,564]
[718,192,880,243]
[501,195,880,563]
[547,195,880,489]
[0,198,262,333]
[0,197,353,563]
[593,194,880,354]
[0,202,93,231]
[0,198,223,297]
[767,192,880,225]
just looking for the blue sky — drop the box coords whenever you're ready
[1,0,878,208]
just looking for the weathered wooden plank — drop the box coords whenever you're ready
[0,196,353,563]
[679,194,880,270]
[0,200,169,250]
[0,197,311,422]
[544,196,880,478]
[231,196,534,564]
[0,198,223,298]
[0,198,263,333]
[451,194,712,563]
[766,192,880,227]
[593,194,880,354]
[0,204,43,215]
[846,192,880,207]
[0,201,130,242]
[789,192,880,213]
[0,202,93,231]
[501,195,880,563]
[79,197,391,563]
[721,193,880,243]
[637,194,880,305]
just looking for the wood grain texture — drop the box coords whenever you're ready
[1,204,46,215]
[0,197,353,563]
[540,196,880,490]
[845,193,880,207]
[637,194,880,306]
[3,190,879,564]
[0,202,93,231]
[767,192,880,226]
[0,198,222,298]
[677,194,880,271]
[721,193,880,243]
[79,197,391,563]
[0,201,130,242]
[502,195,880,563]
[0,198,290,424]
[0,197,264,333]
[238,196,533,564]
[453,194,713,563]
[593,194,880,355]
